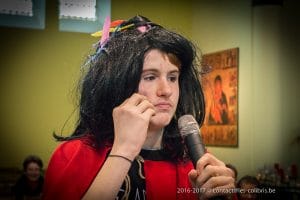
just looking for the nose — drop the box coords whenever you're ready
[157,78,172,97]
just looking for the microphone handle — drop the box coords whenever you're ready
[185,134,226,200]
[185,133,206,168]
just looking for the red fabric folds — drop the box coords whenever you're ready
[42,138,197,200]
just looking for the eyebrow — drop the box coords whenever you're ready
[142,68,180,74]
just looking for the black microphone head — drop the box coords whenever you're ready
[178,115,200,137]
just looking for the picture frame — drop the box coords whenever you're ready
[0,0,45,29]
[58,0,111,33]
[200,48,239,147]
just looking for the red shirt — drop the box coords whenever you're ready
[42,137,197,200]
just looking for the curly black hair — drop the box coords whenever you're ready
[55,15,205,162]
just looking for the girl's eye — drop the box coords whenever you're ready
[144,75,156,81]
[168,75,178,82]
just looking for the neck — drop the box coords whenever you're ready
[142,128,164,150]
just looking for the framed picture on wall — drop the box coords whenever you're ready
[58,0,111,33]
[200,48,239,147]
[0,0,45,29]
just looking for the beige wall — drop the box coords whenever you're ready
[192,0,300,178]
[0,0,299,179]
[192,0,253,178]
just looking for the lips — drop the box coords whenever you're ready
[155,102,172,110]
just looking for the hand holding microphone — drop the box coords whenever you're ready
[178,115,235,199]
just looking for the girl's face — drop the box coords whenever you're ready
[25,162,41,182]
[138,49,180,131]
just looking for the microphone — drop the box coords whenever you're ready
[179,115,225,200]
[178,114,205,168]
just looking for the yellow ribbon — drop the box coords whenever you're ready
[91,24,135,37]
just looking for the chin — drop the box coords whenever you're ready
[150,113,173,129]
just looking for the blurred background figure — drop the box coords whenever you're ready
[226,163,238,183]
[237,175,259,200]
[12,155,44,200]
[225,163,239,200]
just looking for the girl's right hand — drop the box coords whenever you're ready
[110,93,155,160]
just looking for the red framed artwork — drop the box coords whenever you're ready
[200,48,239,147]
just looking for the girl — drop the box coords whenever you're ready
[43,16,234,200]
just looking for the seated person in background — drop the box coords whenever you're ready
[226,163,238,184]
[12,155,44,200]
[237,175,259,200]
[225,164,239,200]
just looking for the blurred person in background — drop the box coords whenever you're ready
[12,155,44,200]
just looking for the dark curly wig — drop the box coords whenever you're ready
[55,15,205,162]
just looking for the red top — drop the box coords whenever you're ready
[42,137,197,200]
